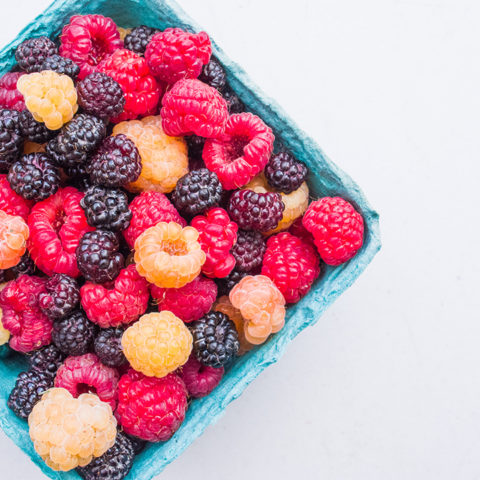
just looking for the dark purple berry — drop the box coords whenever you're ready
[52,311,97,356]
[124,25,159,56]
[94,328,127,368]
[216,269,248,296]
[199,57,227,92]
[28,344,66,377]
[0,109,23,171]
[231,230,266,272]
[15,37,57,73]
[265,151,308,194]
[38,274,80,319]
[40,54,80,79]
[223,87,244,114]
[18,110,57,143]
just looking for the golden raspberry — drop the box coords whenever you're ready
[134,221,206,288]
[117,27,132,41]
[122,311,193,378]
[28,388,117,472]
[0,283,10,346]
[113,116,188,193]
[229,275,286,345]
[0,210,29,269]
[245,173,309,234]
[17,71,78,130]
[24,141,46,154]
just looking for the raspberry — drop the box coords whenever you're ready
[116,369,187,442]
[8,153,60,201]
[38,274,80,319]
[0,109,23,171]
[76,230,124,284]
[94,328,127,368]
[113,116,188,193]
[52,311,97,356]
[29,344,66,377]
[134,222,206,288]
[150,275,217,323]
[288,216,315,245]
[228,189,285,232]
[124,25,158,56]
[28,187,94,276]
[265,151,308,194]
[0,72,26,111]
[0,275,52,352]
[261,232,320,303]
[46,113,106,168]
[191,207,238,278]
[9,252,35,277]
[8,370,54,419]
[87,134,141,187]
[161,79,228,138]
[229,275,286,345]
[172,168,223,216]
[223,87,244,114]
[231,230,266,272]
[216,269,247,297]
[80,264,149,328]
[15,36,57,73]
[18,110,57,143]
[122,311,192,378]
[145,28,212,84]
[80,186,132,231]
[0,210,29,269]
[203,113,274,189]
[178,354,224,398]
[55,353,119,409]
[0,173,33,220]
[28,388,117,471]
[60,15,123,79]
[302,197,364,265]
[17,71,78,130]
[198,57,227,92]
[123,191,186,248]
[189,311,239,367]
[76,432,135,480]
[97,49,161,122]
[77,72,125,121]
[0,282,9,345]
[40,54,80,79]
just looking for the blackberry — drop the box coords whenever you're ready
[80,186,132,231]
[76,432,135,480]
[216,269,247,296]
[94,327,127,368]
[8,153,60,201]
[0,109,23,171]
[46,113,106,168]
[231,230,266,272]
[0,269,5,283]
[124,25,159,56]
[15,36,57,73]
[199,57,227,92]
[64,163,92,191]
[186,135,205,159]
[223,87,244,114]
[38,274,80,319]
[87,134,141,188]
[17,110,57,143]
[228,189,285,232]
[190,311,240,367]
[40,54,80,79]
[10,252,35,277]
[52,310,97,356]
[172,168,223,216]
[77,72,125,120]
[76,230,124,284]
[125,434,146,455]
[265,151,308,194]
[28,344,66,377]
[7,370,54,419]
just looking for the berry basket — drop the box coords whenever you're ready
[0,0,381,479]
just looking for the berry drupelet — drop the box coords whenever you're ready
[198,57,227,92]
[231,230,266,272]
[216,269,248,297]
[124,25,159,56]
[94,327,127,368]
[28,344,66,378]
[17,110,57,143]
[38,273,80,319]
[9,252,35,277]
[40,54,80,79]
[185,135,205,159]
[0,109,23,172]
[15,36,57,73]
[265,151,308,194]
[223,87,244,114]
[52,310,97,356]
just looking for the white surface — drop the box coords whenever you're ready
[1,0,480,478]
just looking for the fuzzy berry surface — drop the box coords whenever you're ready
[178,354,224,398]
[52,310,97,356]
[94,327,127,368]
[265,151,308,194]
[198,57,227,92]
[0,72,26,111]
[15,36,57,73]
[28,344,66,377]
[17,110,57,143]
[40,54,80,79]
[0,173,33,220]
[231,230,266,272]
[216,269,248,297]
[38,273,80,320]
[124,25,158,56]
[302,197,364,266]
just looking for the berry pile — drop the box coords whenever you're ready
[0,14,365,479]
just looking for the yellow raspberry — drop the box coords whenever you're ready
[0,283,10,346]
[134,221,206,288]
[17,71,78,130]
[0,210,29,269]
[117,27,132,41]
[122,311,193,378]
[28,388,117,472]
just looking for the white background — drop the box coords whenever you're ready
[1,0,480,478]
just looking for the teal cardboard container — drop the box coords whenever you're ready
[0,0,381,478]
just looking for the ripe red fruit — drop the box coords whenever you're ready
[178,354,224,398]
[0,174,33,221]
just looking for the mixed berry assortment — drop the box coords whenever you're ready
[0,14,365,479]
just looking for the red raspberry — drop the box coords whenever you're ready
[178,354,224,398]
[191,207,238,278]
[80,264,149,328]
[302,197,364,266]
[161,79,228,138]
[0,72,25,111]
[0,275,52,352]
[0,174,33,221]
[145,28,212,84]
[27,187,94,277]
[97,49,161,122]
[116,369,188,442]
[54,353,119,410]
[123,191,186,248]
[59,14,123,79]
[203,113,275,190]
[150,275,217,323]
[261,232,320,303]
